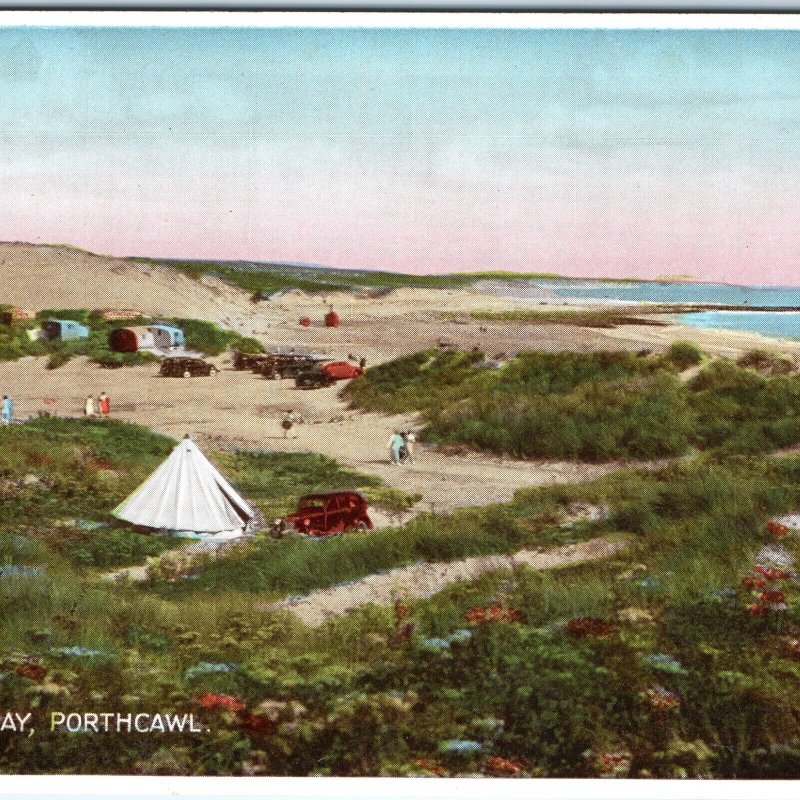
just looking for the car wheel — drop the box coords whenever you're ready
[183,370,192,378]
[274,371,282,380]
[209,367,218,375]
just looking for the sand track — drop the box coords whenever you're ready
[265,536,628,627]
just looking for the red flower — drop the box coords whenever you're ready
[465,604,525,625]
[415,758,448,777]
[239,712,277,734]
[741,576,768,591]
[753,565,790,581]
[195,693,245,712]
[759,590,786,605]
[16,662,47,681]
[747,603,767,617]
[484,756,524,775]
[767,521,791,538]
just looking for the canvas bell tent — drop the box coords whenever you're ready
[113,436,254,534]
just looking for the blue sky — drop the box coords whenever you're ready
[2,25,800,280]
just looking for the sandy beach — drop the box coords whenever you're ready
[4,242,800,512]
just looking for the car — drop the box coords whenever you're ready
[160,356,218,378]
[271,490,373,537]
[231,350,272,371]
[259,352,329,380]
[294,361,363,389]
[294,367,335,389]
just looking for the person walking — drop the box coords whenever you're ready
[98,392,110,416]
[84,395,96,417]
[388,430,404,465]
[1,395,12,425]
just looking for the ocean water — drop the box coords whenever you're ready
[537,278,800,307]
[511,279,800,342]
[678,310,800,342]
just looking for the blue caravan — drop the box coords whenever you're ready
[43,319,91,341]
[149,324,185,349]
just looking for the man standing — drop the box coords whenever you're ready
[388,431,404,465]
[1,395,12,425]
[85,395,96,417]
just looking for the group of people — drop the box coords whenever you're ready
[84,392,111,417]
[1,395,12,425]
[388,430,416,465]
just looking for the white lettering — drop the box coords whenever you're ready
[50,712,65,731]
[65,713,82,732]
[190,714,202,733]
[15,712,32,731]
[83,713,98,733]
[117,713,132,733]
[150,715,165,733]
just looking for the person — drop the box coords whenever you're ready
[98,392,110,416]
[1,395,12,425]
[359,356,367,370]
[402,431,416,464]
[84,395,96,417]
[388,431,404,465]
[282,409,298,439]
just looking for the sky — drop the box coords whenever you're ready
[3,23,800,283]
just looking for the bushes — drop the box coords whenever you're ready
[665,340,704,370]
[348,348,800,461]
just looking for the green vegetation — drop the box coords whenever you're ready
[0,309,263,367]
[344,348,800,461]
[125,257,568,297]
[4,415,800,775]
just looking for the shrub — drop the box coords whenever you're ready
[665,340,704,370]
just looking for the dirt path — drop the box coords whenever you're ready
[265,536,628,627]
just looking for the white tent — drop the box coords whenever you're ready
[113,437,254,534]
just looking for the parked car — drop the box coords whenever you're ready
[295,367,336,389]
[259,352,329,380]
[160,356,218,378]
[271,490,373,537]
[294,361,363,389]
[231,350,272,371]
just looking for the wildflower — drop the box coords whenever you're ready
[184,662,238,681]
[786,640,800,660]
[759,590,786,605]
[195,693,245,712]
[16,662,47,681]
[414,758,448,777]
[639,653,686,675]
[767,520,791,538]
[754,565,790,580]
[747,603,767,617]
[565,617,616,638]
[437,739,483,755]
[465,604,524,625]
[642,686,680,712]
[484,756,524,776]
[741,576,768,591]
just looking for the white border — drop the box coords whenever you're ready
[1,9,799,800]
[0,10,798,28]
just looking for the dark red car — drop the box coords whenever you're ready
[272,490,373,537]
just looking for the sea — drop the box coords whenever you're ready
[496,278,800,343]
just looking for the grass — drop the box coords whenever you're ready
[344,348,800,461]
[0,310,263,366]
[124,257,570,297]
[4,413,800,774]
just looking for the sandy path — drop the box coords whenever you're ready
[265,536,628,627]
